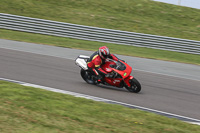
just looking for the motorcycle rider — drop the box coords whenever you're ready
[87,46,119,83]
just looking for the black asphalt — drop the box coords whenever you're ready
[1,48,200,120]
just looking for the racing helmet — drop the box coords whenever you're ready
[98,46,110,59]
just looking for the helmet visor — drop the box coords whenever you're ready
[102,53,108,59]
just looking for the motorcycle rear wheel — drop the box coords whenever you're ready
[126,78,141,93]
[80,69,96,84]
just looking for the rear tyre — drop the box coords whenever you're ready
[126,78,141,93]
[80,69,96,84]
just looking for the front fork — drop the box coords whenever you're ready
[124,76,134,87]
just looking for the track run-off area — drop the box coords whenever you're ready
[0,39,200,125]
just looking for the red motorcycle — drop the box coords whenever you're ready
[75,55,141,93]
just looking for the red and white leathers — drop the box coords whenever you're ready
[87,51,119,77]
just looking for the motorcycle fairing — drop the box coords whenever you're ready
[102,60,133,87]
[101,61,116,73]
[104,77,123,87]
[112,61,132,79]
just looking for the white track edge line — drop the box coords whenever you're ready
[134,68,200,82]
[0,77,200,126]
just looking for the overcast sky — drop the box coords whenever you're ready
[153,0,200,9]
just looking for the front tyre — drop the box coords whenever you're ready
[80,69,96,84]
[126,78,141,93]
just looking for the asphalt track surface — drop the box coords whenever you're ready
[0,39,200,121]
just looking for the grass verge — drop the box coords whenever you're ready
[0,80,200,133]
[1,0,200,65]
[1,0,200,41]
[1,29,200,65]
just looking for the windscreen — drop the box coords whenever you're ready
[115,61,126,71]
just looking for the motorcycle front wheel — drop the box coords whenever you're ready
[125,78,141,93]
[80,69,96,84]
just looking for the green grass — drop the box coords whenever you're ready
[0,0,200,41]
[0,0,200,65]
[1,29,200,65]
[1,80,200,133]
